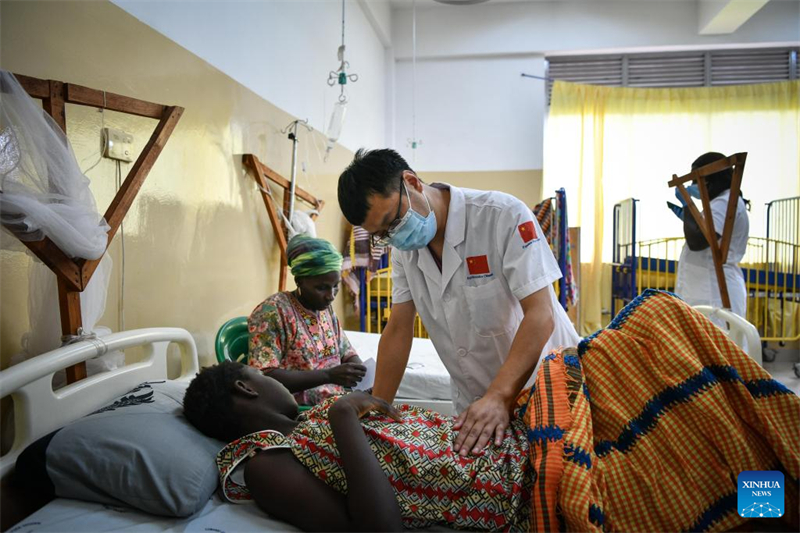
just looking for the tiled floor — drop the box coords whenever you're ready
[764,361,800,396]
[762,347,800,396]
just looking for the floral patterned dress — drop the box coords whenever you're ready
[217,399,533,531]
[248,291,358,405]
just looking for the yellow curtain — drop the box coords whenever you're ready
[544,80,800,335]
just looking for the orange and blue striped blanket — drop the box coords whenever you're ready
[521,289,799,532]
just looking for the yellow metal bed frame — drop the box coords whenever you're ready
[620,236,798,343]
[365,266,429,338]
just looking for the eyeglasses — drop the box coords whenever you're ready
[370,180,407,248]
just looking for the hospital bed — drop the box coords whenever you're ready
[0,329,456,532]
[345,330,454,416]
[213,318,454,416]
[611,197,799,345]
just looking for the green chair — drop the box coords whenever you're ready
[214,316,311,412]
[214,316,249,364]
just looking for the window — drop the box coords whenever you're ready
[546,47,798,103]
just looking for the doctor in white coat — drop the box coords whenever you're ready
[668,152,750,319]
[338,149,579,456]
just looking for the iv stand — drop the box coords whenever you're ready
[281,119,312,223]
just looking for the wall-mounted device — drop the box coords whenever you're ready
[102,127,134,162]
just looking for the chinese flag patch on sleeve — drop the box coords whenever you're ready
[467,255,490,275]
[518,220,537,243]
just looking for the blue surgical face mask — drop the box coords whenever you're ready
[686,184,701,199]
[388,185,437,251]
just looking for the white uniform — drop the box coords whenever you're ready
[675,190,749,318]
[391,184,580,414]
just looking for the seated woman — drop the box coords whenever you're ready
[248,235,365,406]
[186,290,799,532]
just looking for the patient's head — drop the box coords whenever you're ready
[183,361,298,442]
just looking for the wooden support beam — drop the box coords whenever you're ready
[64,83,166,119]
[243,153,325,292]
[43,81,66,132]
[718,157,745,262]
[11,72,183,385]
[257,159,322,208]
[13,73,49,98]
[81,106,184,286]
[57,278,87,381]
[21,239,84,291]
[668,152,747,311]
[37,78,88,379]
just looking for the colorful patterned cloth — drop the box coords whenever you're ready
[340,225,388,310]
[218,401,534,530]
[532,192,578,308]
[248,291,358,405]
[523,289,799,532]
[229,289,798,532]
[286,235,343,278]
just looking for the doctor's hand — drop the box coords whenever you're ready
[452,393,510,456]
[326,363,367,388]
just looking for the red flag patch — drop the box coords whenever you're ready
[518,220,537,243]
[467,255,490,275]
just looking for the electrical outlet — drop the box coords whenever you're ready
[102,127,134,162]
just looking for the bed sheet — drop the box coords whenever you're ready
[16,495,459,533]
[344,330,451,401]
[13,494,297,533]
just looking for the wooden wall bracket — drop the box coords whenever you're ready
[6,73,184,382]
[243,153,324,291]
[668,152,747,310]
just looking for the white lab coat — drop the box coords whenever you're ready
[391,184,580,413]
[675,190,749,318]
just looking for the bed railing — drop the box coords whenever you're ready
[766,197,799,248]
[613,234,798,343]
[366,267,428,337]
[0,328,199,482]
[612,194,799,343]
[611,198,639,317]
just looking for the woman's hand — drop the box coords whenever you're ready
[326,362,367,388]
[331,391,402,422]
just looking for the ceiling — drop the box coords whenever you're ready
[388,0,534,9]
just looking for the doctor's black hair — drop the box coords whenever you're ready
[338,148,415,226]
[692,152,750,209]
[183,361,245,442]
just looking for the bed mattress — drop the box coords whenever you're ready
[344,330,451,402]
[15,494,299,533]
[18,495,459,532]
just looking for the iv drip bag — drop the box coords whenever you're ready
[324,100,347,159]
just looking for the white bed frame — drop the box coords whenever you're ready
[692,305,763,366]
[0,328,199,485]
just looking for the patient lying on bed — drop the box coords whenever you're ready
[184,290,799,532]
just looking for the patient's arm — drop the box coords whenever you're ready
[244,393,404,532]
[265,363,366,392]
[245,449,354,531]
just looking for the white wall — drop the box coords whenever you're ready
[111,0,798,173]
[113,0,390,152]
[395,55,545,171]
[392,0,799,58]
[391,0,799,172]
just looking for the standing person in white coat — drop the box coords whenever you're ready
[338,149,580,457]
[668,152,750,318]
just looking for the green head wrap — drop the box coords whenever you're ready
[287,235,343,278]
